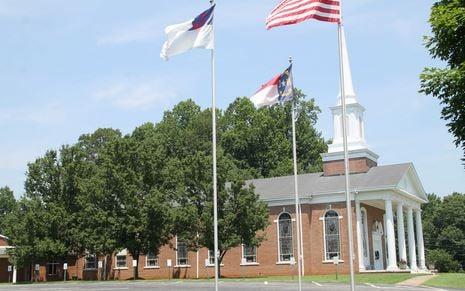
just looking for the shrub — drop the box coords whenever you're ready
[427,249,461,272]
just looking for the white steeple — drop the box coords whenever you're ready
[337,26,356,105]
[323,27,379,163]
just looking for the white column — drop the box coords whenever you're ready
[355,199,365,271]
[415,209,426,270]
[12,266,17,284]
[407,207,418,271]
[396,203,407,264]
[385,199,398,271]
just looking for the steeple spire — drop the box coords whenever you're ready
[337,26,357,105]
[322,27,378,164]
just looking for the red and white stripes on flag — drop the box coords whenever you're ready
[266,0,340,30]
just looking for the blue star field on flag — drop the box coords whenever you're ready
[277,65,294,102]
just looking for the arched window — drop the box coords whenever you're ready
[324,210,341,260]
[278,212,293,262]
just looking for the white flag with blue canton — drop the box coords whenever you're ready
[160,5,215,61]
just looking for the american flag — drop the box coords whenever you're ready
[266,0,341,30]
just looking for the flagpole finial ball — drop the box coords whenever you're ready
[289,56,293,64]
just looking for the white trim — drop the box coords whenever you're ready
[145,252,159,268]
[241,244,257,264]
[360,207,370,267]
[276,261,293,265]
[322,209,342,261]
[276,211,294,263]
[322,260,345,264]
[115,254,127,269]
[175,237,189,267]
[263,184,427,207]
[205,264,224,268]
[207,249,216,266]
[322,148,378,163]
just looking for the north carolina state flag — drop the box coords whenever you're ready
[250,65,294,107]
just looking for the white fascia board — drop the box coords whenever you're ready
[262,185,425,207]
[321,148,379,162]
[394,188,427,205]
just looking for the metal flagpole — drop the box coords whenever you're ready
[337,2,356,290]
[289,57,303,291]
[210,1,219,291]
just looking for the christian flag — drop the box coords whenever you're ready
[160,5,215,60]
[250,65,294,108]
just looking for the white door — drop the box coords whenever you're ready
[372,221,384,270]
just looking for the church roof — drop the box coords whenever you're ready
[247,163,424,202]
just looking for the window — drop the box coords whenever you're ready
[324,210,341,260]
[208,249,215,265]
[116,255,127,268]
[46,261,59,275]
[145,252,159,268]
[85,255,97,269]
[176,241,189,266]
[242,245,257,263]
[278,212,293,262]
[361,208,369,259]
[115,250,127,268]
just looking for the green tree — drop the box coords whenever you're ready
[221,90,327,178]
[156,100,270,277]
[427,249,461,272]
[420,0,465,164]
[4,150,70,281]
[0,186,16,234]
[110,129,174,279]
[71,128,123,279]
[422,193,442,250]
[422,192,465,269]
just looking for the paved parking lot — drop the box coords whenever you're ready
[0,281,456,291]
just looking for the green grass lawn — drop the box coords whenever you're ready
[423,273,465,289]
[225,273,422,285]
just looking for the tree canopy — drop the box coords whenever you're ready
[422,192,465,271]
[420,0,465,164]
[2,91,327,279]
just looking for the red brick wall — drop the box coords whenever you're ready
[23,202,387,281]
[323,157,377,176]
[0,237,8,247]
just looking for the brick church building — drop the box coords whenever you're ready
[3,32,428,282]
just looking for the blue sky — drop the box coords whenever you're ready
[0,0,463,198]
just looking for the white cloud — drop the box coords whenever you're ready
[93,78,179,110]
[97,19,164,46]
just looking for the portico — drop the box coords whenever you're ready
[321,34,429,274]
[355,194,428,273]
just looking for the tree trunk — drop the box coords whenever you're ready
[103,255,108,281]
[133,253,139,280]
[218,251,227,279]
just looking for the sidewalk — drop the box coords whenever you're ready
[397,274,435,286]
